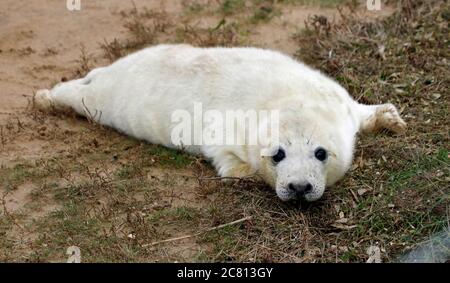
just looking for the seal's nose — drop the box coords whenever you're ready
[288,182,313,198]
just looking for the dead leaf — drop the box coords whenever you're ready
[367,245,382,263]
[331,223,357,230]
[358,188,368,196]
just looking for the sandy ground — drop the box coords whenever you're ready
[1,0,165,114]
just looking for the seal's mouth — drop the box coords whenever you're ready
[303,192,322,202]
[276,186,324,202]
[292,192,315,202]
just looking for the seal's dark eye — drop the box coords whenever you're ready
[314,147,328,161]
[272,148,286,163]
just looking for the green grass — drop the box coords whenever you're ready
[0,163,38,188]
[144,145,194,169]
[150,206,201,222]
[250,5,277,23]
[220,0,246,15]
[388,148,448,189]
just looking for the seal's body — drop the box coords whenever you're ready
[36,44,406,201]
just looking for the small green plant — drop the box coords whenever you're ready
[145,145,194,168]
[251,5,275,23]
[220,0,246,15]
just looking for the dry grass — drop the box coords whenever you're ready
[100,4,243,61]
[0,0,448,262]
[101,4,172,62]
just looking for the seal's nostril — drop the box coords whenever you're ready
[288,183,296,192]
[305,183,313,193]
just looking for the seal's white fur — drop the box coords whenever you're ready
[35,44,406,201]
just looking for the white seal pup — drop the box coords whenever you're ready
[35,44,406,202]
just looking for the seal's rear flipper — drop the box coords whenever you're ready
[34,89,53,110]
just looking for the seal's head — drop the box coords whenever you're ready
[257,110,351,202]
[262,141,330,202]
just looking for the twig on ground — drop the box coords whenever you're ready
[142,216,252,247]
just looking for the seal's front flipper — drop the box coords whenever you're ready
[357,103,407,134]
